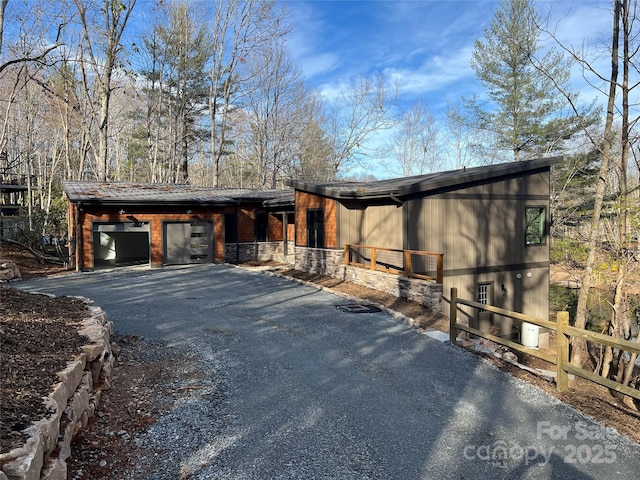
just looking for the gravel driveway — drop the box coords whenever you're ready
[19,264,640,479]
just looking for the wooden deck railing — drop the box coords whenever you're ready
[344,244,444,284]
[449,287,640,400]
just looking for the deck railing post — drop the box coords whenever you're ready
[404,250,411,277]
[436,254,443,284]
[449,287,458,344]
[556,311,570,393]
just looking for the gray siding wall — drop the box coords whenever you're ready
[334,170,551,322]
[407,171,551,321]
[406,172,550,269]
[337,204,403,249]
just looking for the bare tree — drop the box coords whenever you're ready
[600,1,640,403]
[0,0,8,56]
[534,2,640,385]
[239,43,306,188]
[74,0,136,181]
[382,100,441,177]
[325,73,397,177]
[289,94,334,181]
[208,0,288,187]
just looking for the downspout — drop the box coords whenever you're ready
[390,194,404,206]
[253,208,258,261]
[390,193,409,250]
[234,202,240,263]
[283,212,288,257]
[74,202,82,272]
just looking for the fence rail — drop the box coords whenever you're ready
[344,244,444,284]
[449,287,640,400]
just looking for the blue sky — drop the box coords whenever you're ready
[281,0,615,176]
[286,0,613,114]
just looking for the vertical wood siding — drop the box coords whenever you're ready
[294,191,338,248]
[337,204,403,249]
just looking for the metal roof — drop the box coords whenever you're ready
[62,181,294,207]
[287,157,561,200]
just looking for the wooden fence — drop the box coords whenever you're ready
[344,244,444,284]
[449,287,640,400]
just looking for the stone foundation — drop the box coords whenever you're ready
[225,241,294,264]
[0,301,115,480]
[295,247,443,311]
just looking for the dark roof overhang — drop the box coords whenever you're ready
[287,157,561,201]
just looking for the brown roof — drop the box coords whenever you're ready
[62,181,294,207]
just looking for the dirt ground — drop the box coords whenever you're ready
[1,242,639,479]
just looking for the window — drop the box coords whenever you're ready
[224,214,237,243]
[306,209,324,248]
[525,206,546,246]
[477,282,493,306]
[255,213,268,242]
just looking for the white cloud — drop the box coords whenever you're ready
[299,53,341,79]
[385,45,476,96]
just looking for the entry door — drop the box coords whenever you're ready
[164,221,213,264]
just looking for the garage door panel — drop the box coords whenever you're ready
[92,222,150,268]
[164,221,213,265]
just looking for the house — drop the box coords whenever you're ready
[0,162,33,239]
[288,157,559,341]
[63,157,556,343]
[62,181,294,270]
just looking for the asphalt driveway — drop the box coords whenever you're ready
[18,264,640,479]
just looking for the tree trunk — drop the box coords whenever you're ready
[571,0,621,368]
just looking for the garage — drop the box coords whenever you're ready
[63,181,295,270]
[164,221,213,265]
[92,221,150,268]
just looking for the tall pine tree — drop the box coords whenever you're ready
[469,0,598,161]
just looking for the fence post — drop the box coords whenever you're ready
[436,254,443,284]
[449,287,458,344]
[344,244,350,266]
[556,311,570,393]
[370,247,376,271]
[404,250,412,277]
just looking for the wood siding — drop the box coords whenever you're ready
[328,170,551,320]
[70,204,291,270]
[406,171,550,269]
[337,204,403,249]
[406,171,551,320]
[294,191,337,248]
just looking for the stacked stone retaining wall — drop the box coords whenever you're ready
[0,300,115,480]
[295,247,443,311]
[225,241,294,264]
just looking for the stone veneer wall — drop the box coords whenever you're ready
[225,241,294,264]
[295,247,443,311]
[0,300,115,480]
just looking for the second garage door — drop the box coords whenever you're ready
[164,221,213,265]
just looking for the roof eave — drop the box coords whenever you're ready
[396,156,559,197]
[71,199,237,207]
[289,157,561,200]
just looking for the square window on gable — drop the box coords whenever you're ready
[525,206,546,246]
